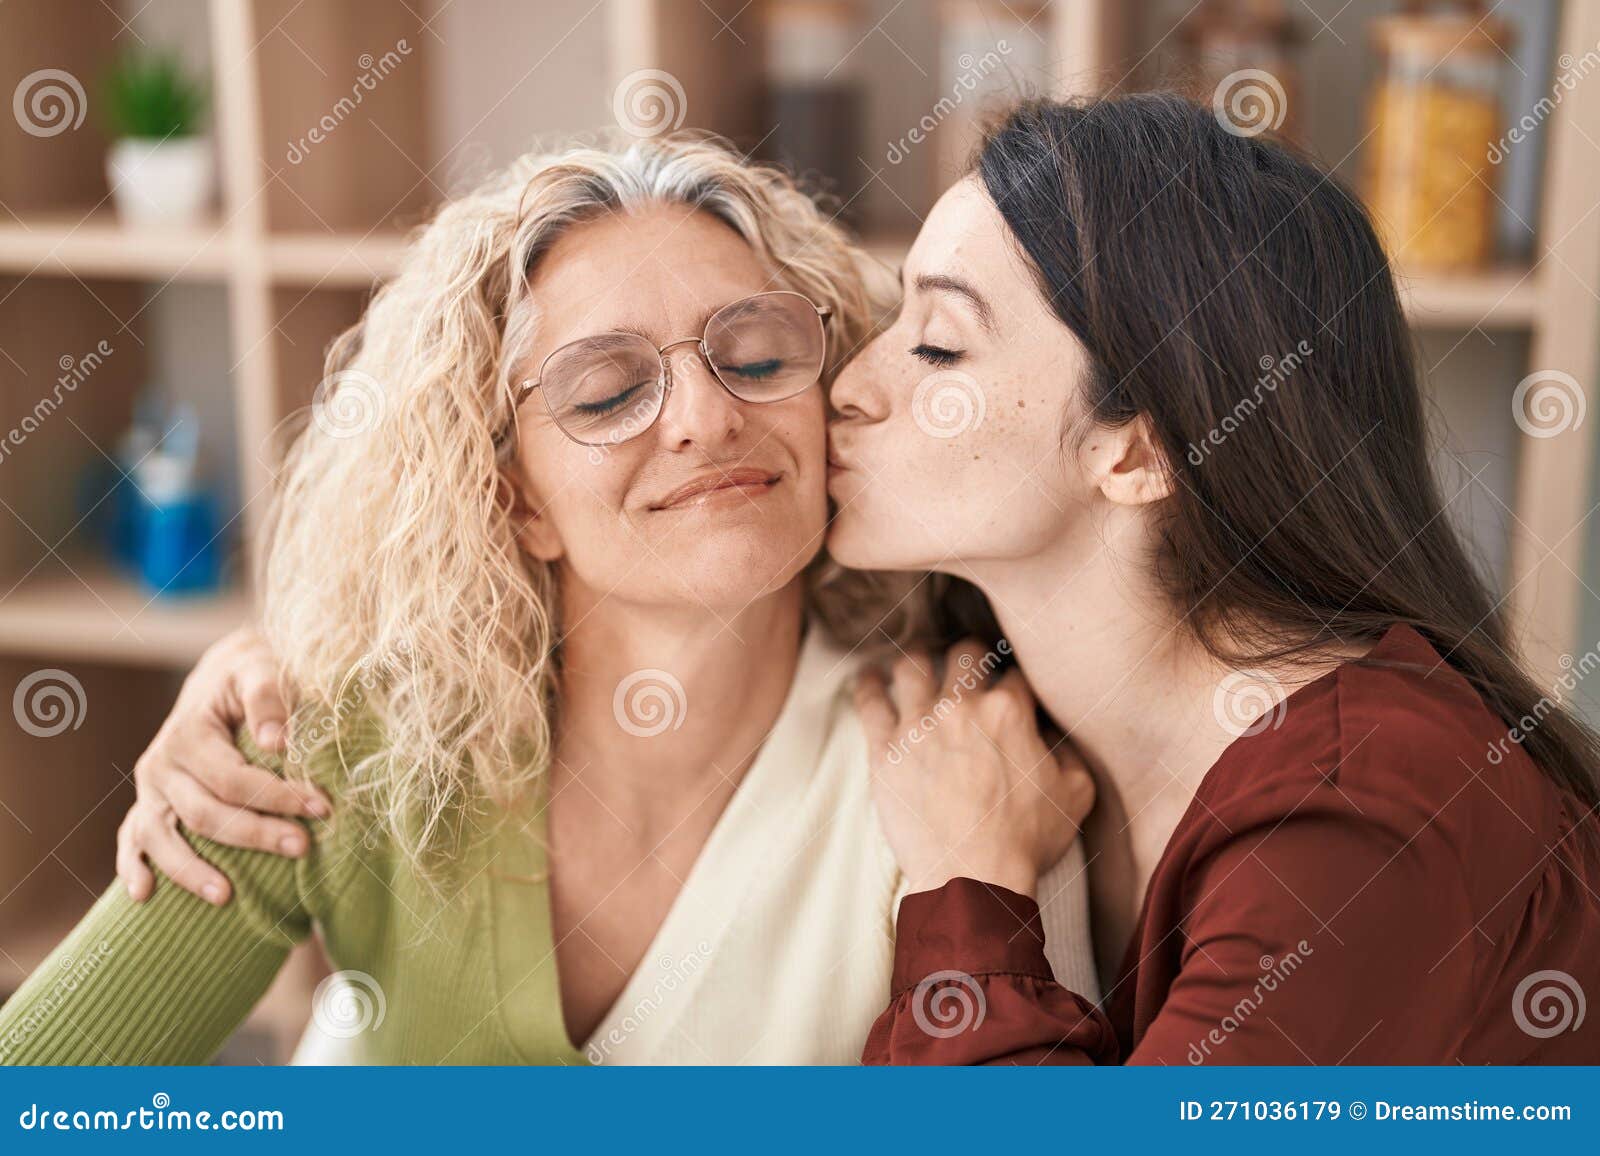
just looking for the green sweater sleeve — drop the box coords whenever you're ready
[0,732,345,1065]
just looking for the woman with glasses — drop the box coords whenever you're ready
[0,136,1097,1065]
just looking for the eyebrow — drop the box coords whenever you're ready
[913,273,998,334]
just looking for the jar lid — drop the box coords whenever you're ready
[1371,7,1510,57]
[1178,0,1300,46]
[940,0,1050,22]
[768,0,862,25]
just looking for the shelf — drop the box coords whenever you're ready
[0,212,237,281]
[1397,266,1544,330]
[267,232,411,286]
[0,560,249,667]
[857,234,1543,331]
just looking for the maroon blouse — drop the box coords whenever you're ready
[864,625,1600,1064]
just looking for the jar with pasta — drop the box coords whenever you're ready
[1366,1,1509,271]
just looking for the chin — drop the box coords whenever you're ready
[668,526,824,606]
[825,510,896,571]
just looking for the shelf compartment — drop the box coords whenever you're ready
[0,560,249,666]
[0,212,237,281]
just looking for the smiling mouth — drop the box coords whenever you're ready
[650,468,782,511]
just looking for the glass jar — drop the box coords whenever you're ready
[1176,0,1301,142]
[1366,2,1509,271]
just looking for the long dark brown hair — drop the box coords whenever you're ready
[976,92,1600,808]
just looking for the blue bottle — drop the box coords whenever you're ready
[134,448,221,597]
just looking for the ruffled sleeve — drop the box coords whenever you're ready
[862,877,1118,1065]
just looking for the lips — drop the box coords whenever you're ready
[651,467,781,511]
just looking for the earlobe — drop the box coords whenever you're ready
[498,470,564,563]
[1094,415,1174,508]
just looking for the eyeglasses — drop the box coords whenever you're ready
[513,290,832,448]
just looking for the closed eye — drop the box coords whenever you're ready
[572,381,649,416]
[718,358,784,381]
[911,344,963,367]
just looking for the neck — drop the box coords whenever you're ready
[551,574,806,827]
[958,519,1243,883]
[958,513,1358,947]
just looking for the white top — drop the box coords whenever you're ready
[295,624,1098,1064]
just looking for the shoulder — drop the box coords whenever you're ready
[231,714,392,903]
[1186,627,1565,926]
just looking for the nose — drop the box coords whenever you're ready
[654,341,745,450]
[827,335,888,423]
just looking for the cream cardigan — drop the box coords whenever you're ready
[293,625,1098,1064]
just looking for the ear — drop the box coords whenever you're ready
[498,467,564,563]
[1082,415,1173,508]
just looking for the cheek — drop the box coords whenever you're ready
[515,424,632,559]
[832,370,1079,566]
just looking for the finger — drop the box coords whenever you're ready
[990,664,1036,702]
[887,651,939,720]
[182,730,329,818]
[853,667,899,754]
[1041,737,1097,823]
[1055,763,1097,825]
[116,815,155,902]
[165,774,310,858]
[139,817,232,905]
[237,659,292,751]
[944,638,999,694]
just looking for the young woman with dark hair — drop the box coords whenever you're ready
[835,93,1600,1064]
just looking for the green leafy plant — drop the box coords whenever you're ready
[101,51,205,139]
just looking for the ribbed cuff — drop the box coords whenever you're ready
[890,876,1055,996]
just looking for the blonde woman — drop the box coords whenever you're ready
[0,136,1095,1065]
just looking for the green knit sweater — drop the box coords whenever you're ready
[0,728,584,1065]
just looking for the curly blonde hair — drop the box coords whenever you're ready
[261,134,938,867]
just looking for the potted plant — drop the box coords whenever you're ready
[101,51,212,226]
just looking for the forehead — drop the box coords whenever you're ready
[527,205,772,348]
[908,179,1007,272]
[907,176,1051,329]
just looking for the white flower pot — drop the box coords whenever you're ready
[106,137,215,226]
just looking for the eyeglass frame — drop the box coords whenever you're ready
[508,290,833,449]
